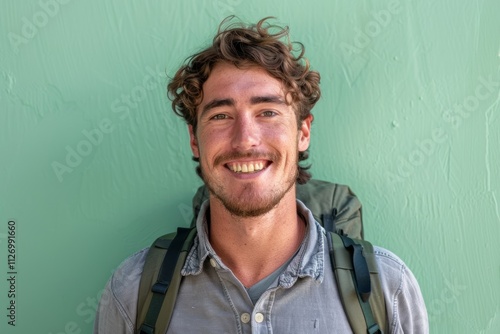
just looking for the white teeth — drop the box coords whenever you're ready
[229,162,265,173]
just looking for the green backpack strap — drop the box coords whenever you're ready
[136,227,197,334]
[327,231,387,334]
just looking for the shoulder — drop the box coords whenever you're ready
[372,245,420,297]
[373,246,408,280]
[372,245,422,296]
[372,246,429,334]
[108,248,149,311]
[115,247,149,276]
[110,247,149,294]
[94,248,149,333]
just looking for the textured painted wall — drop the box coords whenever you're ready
[1,0,499,333]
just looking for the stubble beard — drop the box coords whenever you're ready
[200,153,299,218]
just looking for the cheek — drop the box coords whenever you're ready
[197,129,225,159]
[267,129,299,159]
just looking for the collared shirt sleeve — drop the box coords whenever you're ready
[93,249,148,334]
[375,247,429,334]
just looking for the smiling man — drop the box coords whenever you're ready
[94,17,428,333]
[189,62,312,288]
[192,64,308,218]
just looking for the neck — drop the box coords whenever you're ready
[207,189,306,287]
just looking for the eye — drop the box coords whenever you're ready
[261,110,277,117]
[211,114,228,120]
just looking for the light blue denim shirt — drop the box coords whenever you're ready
[94,200,428,334]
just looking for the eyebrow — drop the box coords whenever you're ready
[249,95,286,105]
[201,98,235,116]
[201,95,286,118]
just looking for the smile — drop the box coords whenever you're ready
[226,161,267,173]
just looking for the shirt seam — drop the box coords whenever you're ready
[110,270,135,333]
[374,249,406,334]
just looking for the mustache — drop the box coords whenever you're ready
[214,150,280,166]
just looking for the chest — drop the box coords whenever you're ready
[167,261,353,334]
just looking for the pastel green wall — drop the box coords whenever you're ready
[1,0,499,333]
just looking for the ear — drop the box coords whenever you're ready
[298,114,313,151]
[188,125,199,158]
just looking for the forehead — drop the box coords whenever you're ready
[200,62,286,104]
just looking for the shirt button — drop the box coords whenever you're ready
[209,258,218,268]
[254,313,264,323]
[240,313,251,324]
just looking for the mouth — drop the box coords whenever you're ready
[225,160,270,174]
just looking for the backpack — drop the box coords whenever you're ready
[136,179,387,334]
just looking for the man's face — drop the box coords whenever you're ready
[189,62,312,217]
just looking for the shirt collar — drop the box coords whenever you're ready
[181,199,325,285]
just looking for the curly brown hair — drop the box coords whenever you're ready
[168,16,321,184]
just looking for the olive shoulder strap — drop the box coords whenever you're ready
[136,227,196,334]
[327,232,388,334]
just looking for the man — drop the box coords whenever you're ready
[94,17,428,333]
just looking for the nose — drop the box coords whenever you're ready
[231,114,260,150]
